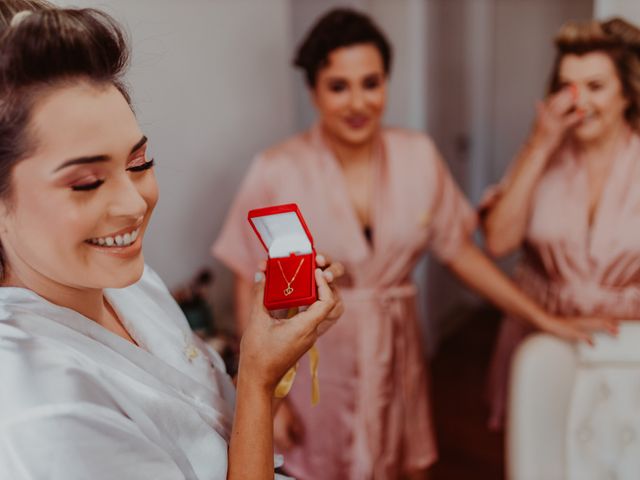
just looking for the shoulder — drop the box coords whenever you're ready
[259,129,318,166]
[382,127,442,175]
[382,127,437,152]
[0,320,116,421]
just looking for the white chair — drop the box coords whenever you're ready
[507,324,640,480]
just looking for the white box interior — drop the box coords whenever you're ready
[251,211,312,258]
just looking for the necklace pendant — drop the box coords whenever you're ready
[284,286,294,296]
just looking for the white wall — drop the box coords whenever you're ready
[52,0,296,327]
[595,0,640,21]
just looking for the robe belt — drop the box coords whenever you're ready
[516,264,640,318]
[339,283,418,303]
[342,284,420,479]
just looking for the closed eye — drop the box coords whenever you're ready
[71,179,105,192]
[127,158,155,172]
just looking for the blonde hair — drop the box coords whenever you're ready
[548,17,640,130]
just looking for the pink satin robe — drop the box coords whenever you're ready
[213,125,476,479]
[486,129,640,429]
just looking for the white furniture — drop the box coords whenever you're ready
[507,324,640,480]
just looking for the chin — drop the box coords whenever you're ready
[573,122,604,144]
[98,257,145,289]
[339,128,377,146]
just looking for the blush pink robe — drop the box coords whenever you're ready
[486,129,640,430]
[213,125,476,479]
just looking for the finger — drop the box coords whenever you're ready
[251,273,269,315]
[548,87,575,114]
[316,253,331,268]
[574,326,594,346]
[295,269,336,331]
[584,316,619,335]
[322,261,345,283]
[257,259,267,272]
[562,109,584,129]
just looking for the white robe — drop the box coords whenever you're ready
[0,266,287,479]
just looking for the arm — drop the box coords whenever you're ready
[233,275,253,335]
[227,268,341,480]
[447,239,618,343]
[482,87,582,257]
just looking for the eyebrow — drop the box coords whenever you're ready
[559,75,606,83]
[53,135,148,172]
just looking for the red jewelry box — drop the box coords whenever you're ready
[248,203,317,310]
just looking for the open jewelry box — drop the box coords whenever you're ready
[248,203,317,310]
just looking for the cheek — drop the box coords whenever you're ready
[316,92,348,118]
[366,89,386,112]
[140,175,159,212]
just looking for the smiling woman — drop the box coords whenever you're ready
[481,17,640,431]
[0,1,341,479]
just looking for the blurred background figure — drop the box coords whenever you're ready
[46,1,640,478]
[213,7,613,480]
[482,16,640,432]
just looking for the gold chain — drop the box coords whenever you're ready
[277,257,305,296]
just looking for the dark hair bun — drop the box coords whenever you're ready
[0,8,129,93]
[294,8,392,87]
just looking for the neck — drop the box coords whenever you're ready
[321,127,375,167]
[3,263,107,324]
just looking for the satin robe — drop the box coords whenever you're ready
[213,125,476,479]
[486,129,640,430]
[0,266,288,479]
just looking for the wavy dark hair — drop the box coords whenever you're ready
[548,17,640,130]
[0,0,131,278]
[293,8,392,87]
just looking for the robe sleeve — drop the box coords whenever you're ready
[212,154,273,282]
[0,403,187,480]
[425,141,478,263]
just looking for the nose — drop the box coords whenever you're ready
[107,174,148,222]
[349,87,366,111]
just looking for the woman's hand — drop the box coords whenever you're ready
[535,313,619,345]
[530,85,583,153]
[273,398,305,451]
[314,254,344,334]
[238,267,338,393]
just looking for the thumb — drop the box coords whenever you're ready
[251,272,268,313]
[295,269,335,332]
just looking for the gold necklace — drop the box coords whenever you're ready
[277,258,305,296]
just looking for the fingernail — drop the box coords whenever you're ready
[323,270,334,282]
[316,254,326,266]
[254,271,265,283]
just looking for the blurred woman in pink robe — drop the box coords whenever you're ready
[214,9,615,480]
[482,18,640,431]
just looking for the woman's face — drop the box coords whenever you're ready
[312,43,387,148]
[0,81,158,292]
[558,51,629,144]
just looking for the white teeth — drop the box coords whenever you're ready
[88,228,140,248]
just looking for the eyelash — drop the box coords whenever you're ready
[72,179,105,192]
[127,158,155,172]
[71,158,155,192]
